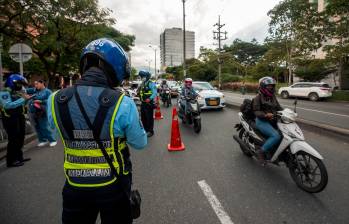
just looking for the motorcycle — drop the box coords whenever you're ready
[178,96,201,133]
[233,102,328,193]
[161,88,172,107]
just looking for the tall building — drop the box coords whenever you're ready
[160,28,195,70]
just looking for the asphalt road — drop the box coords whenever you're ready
[222,91,349,130]
[0,103,349,224]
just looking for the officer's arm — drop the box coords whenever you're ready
[149,82,157,100]
[115,97,147,150]
[0,92,25,109]
[46,94,56,129]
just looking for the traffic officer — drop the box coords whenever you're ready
[139,70,157,137]
[47,38,147,224]
[0,74,31,167]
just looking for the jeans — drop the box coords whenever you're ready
[30,113,56,143]
[255,118,281,152]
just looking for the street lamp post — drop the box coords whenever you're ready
[182,0,186,78]
[148,45,157,79]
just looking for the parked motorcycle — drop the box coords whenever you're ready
[178,97,201,133]
[233,100,328,193]
[161,88,172,107]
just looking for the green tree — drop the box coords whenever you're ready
[294,59,331,82]
[0,0,135,86]
[319,0,349,89]
[267,0,322,84]
[223,38,268,66]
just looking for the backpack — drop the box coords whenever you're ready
[240,98,255,121]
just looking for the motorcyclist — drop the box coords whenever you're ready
[160,80,171,104]
[180,78,198,118]
[0,74,31,167]
[252,76,283,163]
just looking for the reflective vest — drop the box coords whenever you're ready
[140,80,153,102]
[51,86,131,188]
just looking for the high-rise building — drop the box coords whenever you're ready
[160,28,195,70]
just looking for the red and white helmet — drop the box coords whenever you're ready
[184,78,193,87]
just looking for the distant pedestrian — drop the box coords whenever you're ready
[28,80,57,147]
[0,74,31,167]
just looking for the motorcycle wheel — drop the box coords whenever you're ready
[238,129,253,157]
[193,119,201,133]
[288,151,328,193]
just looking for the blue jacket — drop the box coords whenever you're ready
[27,87,52,113]
[47,67,147,150]
[0,89,25,110]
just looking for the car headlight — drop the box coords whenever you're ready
[198,96,203,100]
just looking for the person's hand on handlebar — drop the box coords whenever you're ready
[265,113,274,120]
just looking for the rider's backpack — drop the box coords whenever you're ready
[240,98,255,121]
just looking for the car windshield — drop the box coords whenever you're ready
[193,82,214,91]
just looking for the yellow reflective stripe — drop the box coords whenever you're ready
[118,139,129,175]
[65,148,109,157]
[51,91,66,147]
[64,162,112,169]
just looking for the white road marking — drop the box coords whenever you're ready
[197,180,234,224]
[224,94,349,118]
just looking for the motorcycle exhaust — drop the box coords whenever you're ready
[233,135,250,153]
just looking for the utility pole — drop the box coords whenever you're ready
[213,15,227,89]
[182,0,187,78]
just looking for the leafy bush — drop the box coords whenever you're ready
[220,73,241,83]
[222,82,259,93]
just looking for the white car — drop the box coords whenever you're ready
[278,82,332,101]
[192,81,226,109]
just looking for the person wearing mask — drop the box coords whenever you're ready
[139,70,157,137]
[180,78,198,117]
[47,38,147,224]
[28,80,57,147]
[0,74,31,167]
[253,76,283,164]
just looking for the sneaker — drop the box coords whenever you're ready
[37,142,48,147]
[49,141,57,147]
[256,147,266,166]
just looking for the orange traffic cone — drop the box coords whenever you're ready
[154,96,163,120]
[168,107,185,151]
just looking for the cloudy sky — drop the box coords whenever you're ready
[99,0,281,70]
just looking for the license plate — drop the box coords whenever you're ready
[208,100,218,106]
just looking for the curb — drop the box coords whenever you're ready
[0,134,37,161]
[225,101,349,137]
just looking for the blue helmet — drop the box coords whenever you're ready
[80,38,130,86]
[138,70,151,80]
[5,74,28,91]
